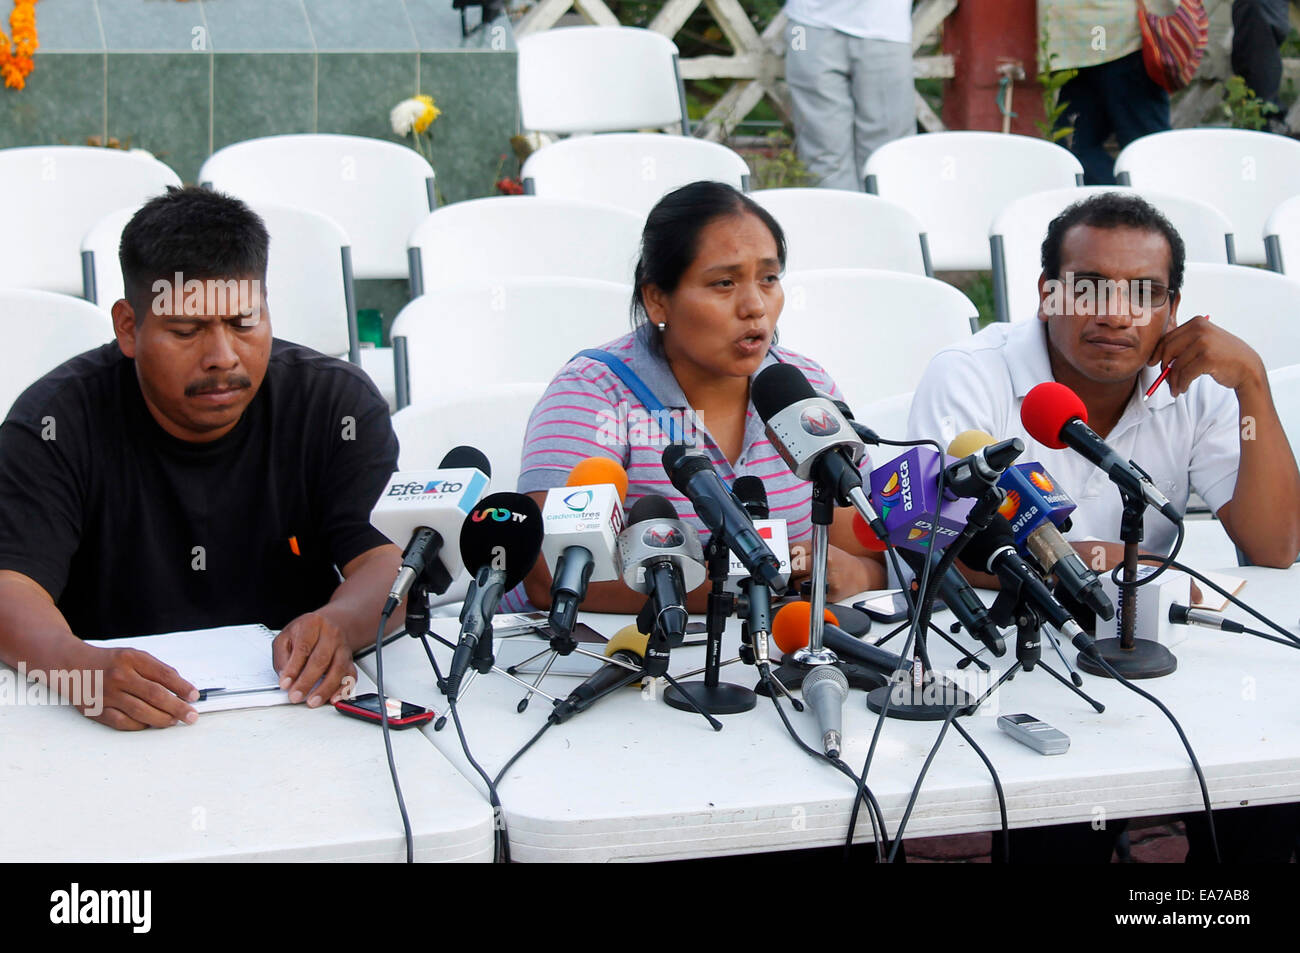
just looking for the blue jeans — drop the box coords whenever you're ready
[1057,51,1171,186]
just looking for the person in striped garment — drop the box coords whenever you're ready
[501,181,886,615]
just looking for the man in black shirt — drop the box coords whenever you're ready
[0,187,403,729]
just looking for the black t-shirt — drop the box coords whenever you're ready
[0,340,398,639]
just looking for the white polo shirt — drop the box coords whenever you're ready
[907,320,1242,555]
[784,0,912,43]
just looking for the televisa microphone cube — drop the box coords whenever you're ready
[997,463,1078,546]
[868,447,974,554]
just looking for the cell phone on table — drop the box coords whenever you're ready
[853,589,910,623]
[335,693,435,729]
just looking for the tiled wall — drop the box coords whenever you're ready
[0,0,519,204]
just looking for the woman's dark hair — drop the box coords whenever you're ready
[631,181,786,352]
[1040,191,1186,294]
[119,185,270,316]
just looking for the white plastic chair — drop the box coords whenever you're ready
[776,269,975,411]
[855,391,914,444]
[863,132,1083,271]
[82,202,359,362]
[521,133,751,218]
[391,382,549,606]
[0,289,115,416]
[0,146,180,297]
[390,277,632,408]
[751,188,930,276]
[1263,195,1300,275]
[1115,129,1300,265]
[990,186,1237,323]
[406,196,643,295]
[199,134,435,280]
[1177,263,1300,370]
[517,26,688,134]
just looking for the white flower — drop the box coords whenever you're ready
[390,98,426,137]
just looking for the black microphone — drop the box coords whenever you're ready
[958,515,1096,656]
[662,446,783,591]
[897,547,1006,657]
[732,476,774,665]
[445,492,544,700]
[549,626,648,723]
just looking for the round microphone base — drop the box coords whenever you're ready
[755,658,889,695]
[866,677,976,721]
[1076,637,1177,679]
[663,680,756,715]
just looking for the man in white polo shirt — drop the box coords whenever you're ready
[908,192,1300,862]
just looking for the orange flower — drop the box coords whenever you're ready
[0,1,39,91]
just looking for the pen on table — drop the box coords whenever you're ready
[196,686,283,701]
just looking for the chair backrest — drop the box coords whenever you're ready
[391,382,548,606]
[1263,195,1300,274]
[199,134,434,280]
[521,133,751,218]
[855,390,914,445]
[1177,263,1300,370]
[0,289,115,417]
[776,269,975,411]
[390,277,632,407]
[1114,129,1300,265]
[82,202,357,361]
[990,186,1237,323]
[1268,363,1300,461]
[751,188,930,276]
[406,196,643,295]
[0,146,180,296]
[864,132,1083,271]
[517,26,687,134]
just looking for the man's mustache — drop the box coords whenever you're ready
[185,375,252,397]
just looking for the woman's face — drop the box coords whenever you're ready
[644,211,784,381]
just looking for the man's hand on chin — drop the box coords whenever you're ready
[273,611,357,709]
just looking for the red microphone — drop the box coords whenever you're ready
[851,511,889,552]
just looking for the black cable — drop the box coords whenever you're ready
[1089,651,1220,863]
[353,626,409,660]
[493,719,554,790]
[887,704,961,862]
[758,665,887,861]
[1153,555,1300,647]
[1107,516,1185,590]
[951,718,1010,863]
[373,607,414,863]
[416,633,512,863]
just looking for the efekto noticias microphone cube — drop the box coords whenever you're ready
[868,448,974,554]
[371,468,491,578]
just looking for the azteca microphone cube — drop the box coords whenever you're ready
[1098,565,1191,647]
[540,484,626,584]
[868,448,974,554]
[724,519,791,593]
[371,468,491,578]
[996,464,1077,546]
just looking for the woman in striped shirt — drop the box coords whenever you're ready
[505,181,885,614]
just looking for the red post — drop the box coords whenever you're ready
[941,0,1046,135]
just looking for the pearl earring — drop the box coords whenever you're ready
[656,322,667,331]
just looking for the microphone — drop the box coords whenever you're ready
[957,515,1096,656]
[944,429,1026,498]
[549,626,648,723]
[801,664,848,759]
[867,446,977,553]
[617,493,706,675]
[1021,382,1182,523]
[1168,604,1246,634]
[733,477,775,665]
[663,445,783,591]
[445,492,545,700]
[953,430,1115,622]
[540,457,629,641]
[772,601,912,675]
[751,364,885,537]
[371,446,493,610]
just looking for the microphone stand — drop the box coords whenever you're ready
[663,534,758,715]
[508,624,646,714]
[1075,489,1178,679]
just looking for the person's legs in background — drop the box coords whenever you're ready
[1231,0,1289,123]
[1057,63,1117,185]
[847,36,916,183]
[1100,50,1172,161]
[786,20,860,189]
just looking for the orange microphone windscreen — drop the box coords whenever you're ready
[771,601,840,655]
[567,456,630,501]
[851,511,888,552]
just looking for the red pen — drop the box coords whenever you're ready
[1144,314,1209,401]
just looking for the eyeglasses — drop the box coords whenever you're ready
[1066,274,1172,312]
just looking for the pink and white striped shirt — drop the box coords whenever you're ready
[499,326,846,611]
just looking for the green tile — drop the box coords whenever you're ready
[107,53,211,183]
[0,54,106,149]
[316,52,419,142]
[419,51,518,203]
[212,53,316,150]
[33,0,105,52]
[203,0,315,52]
[99,0,207,52]
[303,0,417,52]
